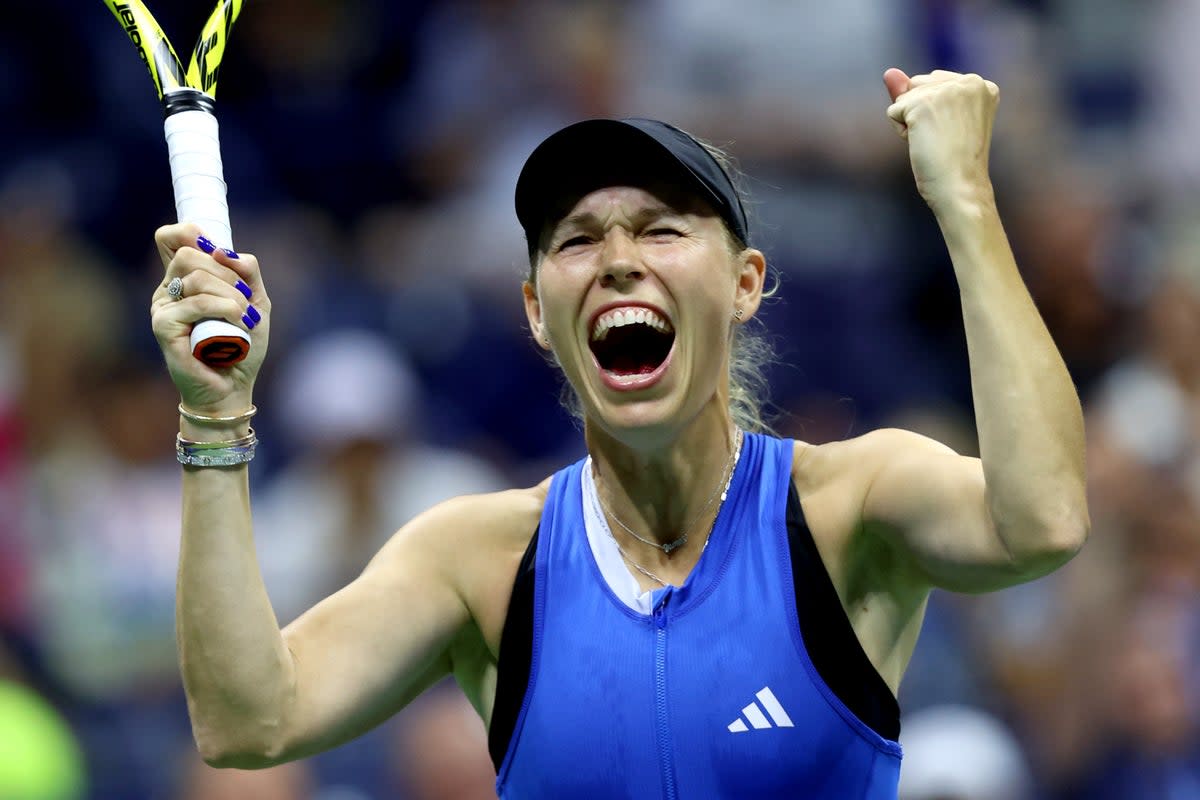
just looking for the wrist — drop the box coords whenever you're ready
[924,176,996,221]
[177,429,257,468]
[178,401,256,442]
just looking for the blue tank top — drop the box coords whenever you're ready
[495,433,902,799]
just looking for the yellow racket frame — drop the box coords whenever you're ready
[103,0,243,101]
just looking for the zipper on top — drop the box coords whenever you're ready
[653,592,678,800]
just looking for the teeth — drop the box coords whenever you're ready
[591,307,674,341]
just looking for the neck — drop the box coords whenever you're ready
[585,404,740,555]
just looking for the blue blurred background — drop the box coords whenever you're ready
[2,1,1199,798]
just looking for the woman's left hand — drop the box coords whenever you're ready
[883,68,999,213]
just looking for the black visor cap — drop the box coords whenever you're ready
[514,118,750,258]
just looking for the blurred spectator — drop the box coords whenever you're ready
[899,703,1033,800]
[1090,230,1200,505]
[174,749,313,800]
[1064,593,1200,799]
[254,329,510,623]
[0,313,27,632]
[24,356,192,798]
[392,681,497,800]
[25,358,182,700]
[0,159,129,452]
[1137,0,1200,198]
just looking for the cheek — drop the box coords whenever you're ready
[534,276,584,343]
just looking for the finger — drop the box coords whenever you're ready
[155,258,245,314]
[152,292,256,338]
[886,101,909,140]
[161,246,263,308]
[882,67,910,103]
[153,275,265,338]
[211,248,267,301]
[155,222,206,267]
[155,270,254,315]
[161,246,246,291]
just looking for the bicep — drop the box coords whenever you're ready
[274,502,475,760]
[859,429,1025,592]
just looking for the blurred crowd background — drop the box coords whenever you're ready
[1,0,1199,798]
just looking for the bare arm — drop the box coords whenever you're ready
[180,481,521,767]
[152,224,522,767]
[176,459,297,764]
[148,222,295,760]
[855,71,1088,591]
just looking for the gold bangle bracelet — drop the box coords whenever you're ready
[178,403,258,425]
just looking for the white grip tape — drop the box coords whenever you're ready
[164,110,234,250]
[163,109,250,359]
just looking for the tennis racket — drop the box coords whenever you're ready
[104,0,251,367]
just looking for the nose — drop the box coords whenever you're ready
[598,229,644,289]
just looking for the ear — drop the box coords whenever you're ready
[733,248,767,322]
[523,281,552,350]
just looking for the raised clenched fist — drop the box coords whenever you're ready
[884,68,1000,213]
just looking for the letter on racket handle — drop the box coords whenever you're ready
[164,89,251,368]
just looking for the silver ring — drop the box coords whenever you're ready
[167,277,184,301]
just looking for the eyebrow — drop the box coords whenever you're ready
[553,204,683,234]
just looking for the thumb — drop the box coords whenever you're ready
[882,67,911,103]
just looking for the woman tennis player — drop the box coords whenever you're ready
[151,68,1088,798]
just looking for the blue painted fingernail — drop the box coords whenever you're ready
[242,313,257,330]
[235,280,252,299]
[223,248,240,260]
[196,235,216,254]
[246,305,261,323]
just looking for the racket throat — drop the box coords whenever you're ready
[163,87,216,117]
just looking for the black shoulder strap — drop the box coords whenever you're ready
[787,483,901,740]
[487,526,539,770]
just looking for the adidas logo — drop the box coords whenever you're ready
[727,686,794,733]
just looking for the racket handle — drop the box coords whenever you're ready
[163,91,251,368]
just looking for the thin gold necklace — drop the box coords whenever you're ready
[599,429,744,585]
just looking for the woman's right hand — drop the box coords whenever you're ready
[151,222,271,413]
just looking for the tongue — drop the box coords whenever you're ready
[607,353,658,376]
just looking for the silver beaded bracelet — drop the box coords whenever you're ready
[176,429,257,467]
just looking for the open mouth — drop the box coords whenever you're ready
[589,306,675,377]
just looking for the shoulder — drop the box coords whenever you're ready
[394,480,551,648]
[390,480,550,570]
[791,428,954,495]
[788,428,955,558]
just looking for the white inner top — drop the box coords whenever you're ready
[580,458,659,614]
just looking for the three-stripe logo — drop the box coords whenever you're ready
[727,686,794,733]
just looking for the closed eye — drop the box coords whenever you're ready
[644,228,682,239]
[557,235,593,251]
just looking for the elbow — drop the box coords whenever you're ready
[193,725,292,770]
[1034,518,1089,569]
[1005,505,1090,576]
